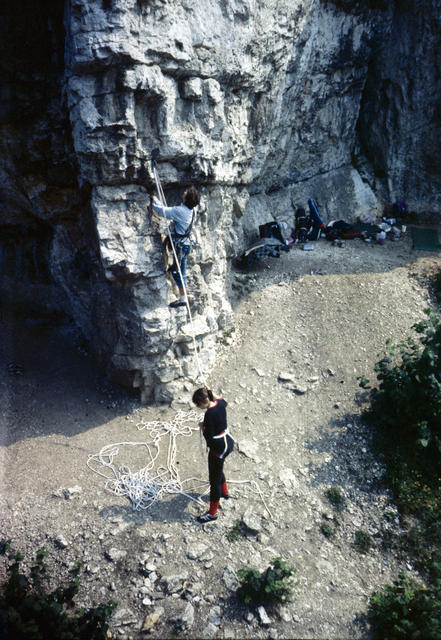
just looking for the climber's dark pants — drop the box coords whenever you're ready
[170,243,190,288]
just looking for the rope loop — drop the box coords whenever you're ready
[87,410,206,510]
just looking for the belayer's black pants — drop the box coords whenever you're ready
[208,435,234,501]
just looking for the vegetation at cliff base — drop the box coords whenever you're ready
[362,308,441,636]
[0,541,115,640]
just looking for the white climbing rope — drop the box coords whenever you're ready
[152,162,207,386]
[87,409,275,520]
[87,410,208,510]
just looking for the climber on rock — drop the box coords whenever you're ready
[151,187,200,308]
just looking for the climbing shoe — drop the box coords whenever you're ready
[221,493,230,499]
[169,299,187,308]
[197,512,218,523]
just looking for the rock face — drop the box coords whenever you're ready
[1,0,440,400]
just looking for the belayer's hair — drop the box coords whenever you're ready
[192,386,214,406]
[183,187,200,210]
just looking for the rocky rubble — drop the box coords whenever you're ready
[2,237,439,638]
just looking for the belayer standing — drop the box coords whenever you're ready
[192,387,234,523]
[151,187,200,308]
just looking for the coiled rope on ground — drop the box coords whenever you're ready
[87,409,274,519]
[87,410,206,511]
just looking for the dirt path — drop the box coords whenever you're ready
[1,231,440,639]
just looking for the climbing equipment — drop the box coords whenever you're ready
[88,409,273,518]
[87,409,207,510]
[212,428,230,459]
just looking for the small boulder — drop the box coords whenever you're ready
[242,507,262,533]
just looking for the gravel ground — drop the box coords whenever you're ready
[1,228,440,639]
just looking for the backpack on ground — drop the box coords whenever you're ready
[293,208,309,243]
[307,198,325,241]
[391,200,408,221]
[259,221,289,244]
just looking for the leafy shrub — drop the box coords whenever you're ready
[366,310,441,462]
[320,522,335,539]
[433,269,441,304]
[363,308,441,636]
[226,520,243,542]
[363,309,441,568]
[368,571,441,640]
[236,557,295,607]
[0,541,115,640]
[325,486,345,511]
[354,529,372,554]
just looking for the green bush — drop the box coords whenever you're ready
[433,269,441,304]
[236,557,295,607]
[354,529,372,554]
[368,571,441,640]
[320,522,335,539]
[325,486,345,511]
[226,520,243,542]
[363,309,441,568]
[363,308,441,637]
[367,310,441,462]
[0,541,115,640]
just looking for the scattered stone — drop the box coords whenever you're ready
[142,607,164,632]
[186,542,208,560]
[278,468,297,488]
[105,548,127,562]
[222,566,239,591]
[278,371,295,382]
[112,608,137,625]
[54,534,69,549]
[159,572,188,594]
[242,507,262,533]
[258,532,270,545]
[279,607,292,622]
[258,605,271,626]
[63,486,82,499]
[208,605,222,626]
[170,601,195,630]
[316,559,334,574]
[237,439,259,460]
[202,622,218,637]
[290,383,307,395]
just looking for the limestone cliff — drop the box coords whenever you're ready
[1,0,440,401]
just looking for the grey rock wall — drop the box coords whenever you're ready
[2,0,440,401]
[357,0,441,213]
